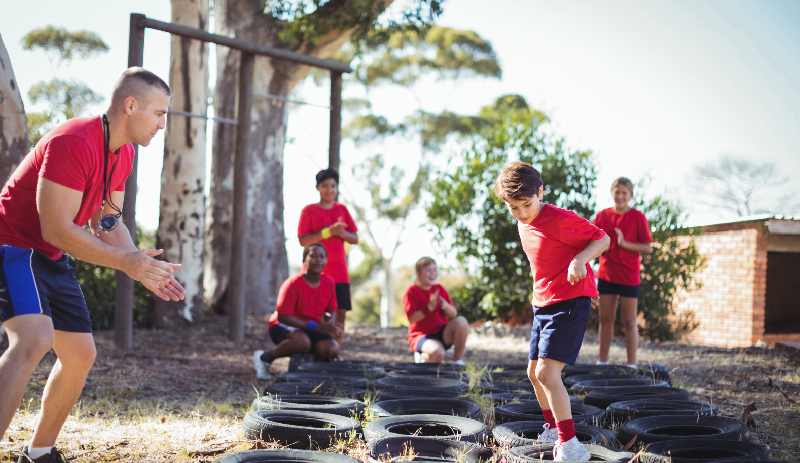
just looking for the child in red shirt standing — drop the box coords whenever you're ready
[298,168,358,348]
[593,177,653,369]
[495,162,609,462]
[253,243,342,380]
[403,257,469,365]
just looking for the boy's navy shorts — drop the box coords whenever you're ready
[529,296,591,365]
[334,283,352,311]
[0,245,92,333]
[269,322,333,348]
[597,278,640,298]
[415,324,452,352]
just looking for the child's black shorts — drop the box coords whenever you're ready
[415,324,452,352]
[597,278,640,298]
[335,283,352,311]
[269,322,333,348]
[0,245,92,333]
[529,296,591,365]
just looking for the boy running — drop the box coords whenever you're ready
[494,162,609,462]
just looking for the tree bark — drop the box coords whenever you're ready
[0,33,29,184]
[152,0,210,328]
[379,259,395,327]
[205,0,359,315]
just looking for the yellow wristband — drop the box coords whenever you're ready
[321,228,332,239]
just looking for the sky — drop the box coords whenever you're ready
[1,0,799,271]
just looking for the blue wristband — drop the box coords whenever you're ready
[306,321,317,331]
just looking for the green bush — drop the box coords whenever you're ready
[68,226,154,331]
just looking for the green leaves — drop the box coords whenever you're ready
[21,26,108,64]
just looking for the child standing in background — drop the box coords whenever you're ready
[298,168,358,349]
[593,177,653,369]
[495,162,609,462]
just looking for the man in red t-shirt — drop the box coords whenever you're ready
[0,68,185,462]
[495,162,609,462]
[403,257,469,364]
[253,243,342,380]
[298,168,358,348]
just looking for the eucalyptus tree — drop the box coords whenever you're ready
[0,33,28,184]
[205,0,444,315]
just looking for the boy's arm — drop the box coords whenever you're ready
[568,234,611,284]
[277,313,340,336]
[440,298,457,318]
[615,227,652,254]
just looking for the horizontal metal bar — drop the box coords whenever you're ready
[168,110,238,125]
[138,15,352,74]
[252,92,331,109]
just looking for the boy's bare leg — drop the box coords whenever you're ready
[443,316,469,361]
[334,309,346,347]
[31,331,96,446]
[0,315,55,442]
[533,357,572,420]
[527,359,551,410]
[419,339,445,363]
[271,331,313,358]
[619,297,639,365]
[597,294,619,363]
[314,339,340,361]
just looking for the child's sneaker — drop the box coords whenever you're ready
[414,352,424,363]
[253,350,271,380]
[452,359,465,366]
[553,436,591,462]
[537,423,558,442]
[15,446,68,463]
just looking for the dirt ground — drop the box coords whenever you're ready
[1,315,799,462]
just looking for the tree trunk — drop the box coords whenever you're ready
[0,33,29,184]
[205,0,356,315]
[152,0,209,328]
[380,259,395,327]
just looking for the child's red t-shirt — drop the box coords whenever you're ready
[297,202,358,283]
[0,116,134,260]
[593,207,653,286]
[404,283,452,351]
[519,204,607,307]
[268,273,338,328]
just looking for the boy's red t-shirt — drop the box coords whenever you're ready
[593,207,653,286]
[519,204,607,307]
[268,273,338,328]
[404,283,452,350]
[297,202,358,283]
[0,116,134,260]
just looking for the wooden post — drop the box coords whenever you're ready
[114,13,145,349]
[329,71,342,172]
[228,52,254,342]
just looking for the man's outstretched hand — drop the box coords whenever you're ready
[124,249,186,301]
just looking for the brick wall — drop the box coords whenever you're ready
[672,222,766,347]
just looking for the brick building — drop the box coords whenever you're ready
[672,215,800,348]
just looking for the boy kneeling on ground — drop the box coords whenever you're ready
[254,243,342,379]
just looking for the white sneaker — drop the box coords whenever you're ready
[253,350,272,380]
[596,360,609,365]
[414,352,424,363]
[553,436,591,462]
[453,359,466,366]
[537,423,558,442]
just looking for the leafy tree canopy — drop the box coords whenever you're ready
[21,26,108,64]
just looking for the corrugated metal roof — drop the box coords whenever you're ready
[683,214,799,229]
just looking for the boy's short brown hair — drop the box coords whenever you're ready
[494,162,543,202]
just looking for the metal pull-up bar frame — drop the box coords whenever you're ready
[115,13,351,348]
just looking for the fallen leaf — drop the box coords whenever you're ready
[622,435,637,451]
[249,440,268,450]
[741,402,757,431]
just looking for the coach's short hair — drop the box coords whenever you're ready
[494,162,543,202]
[110,67,170,109]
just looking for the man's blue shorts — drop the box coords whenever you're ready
[269,322,333,348]
[529,296,591,365]
[0,245,92,333]
[597,278,640,298]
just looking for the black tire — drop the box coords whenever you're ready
[639,439,771,463]
[371,376,468,394]
[277,372,369,389]
[479,363,530,371]
[477,381,534,394]
[386,370,464,381]
[481,371,530,382]
[584,386,690,410]
[368,388,461,400]
[505,444,633,463]
[563,373,641,388]
[495,403,605,426]
[387,362,463,372]
[265,382,366,400]
[618,416,748,445]
[364,414,488,444]
[570,378,670,394]
[562,363,637,378]
[370,398,481,420]
[242,410,362,449]
[368,436,493,463]
[606,399,719,425]
[639,363,671,384]
[297,363,386,378]
[213,449,362,463]
[493,421,618,448]
[482,393,581,405]
[252,395,365,417]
